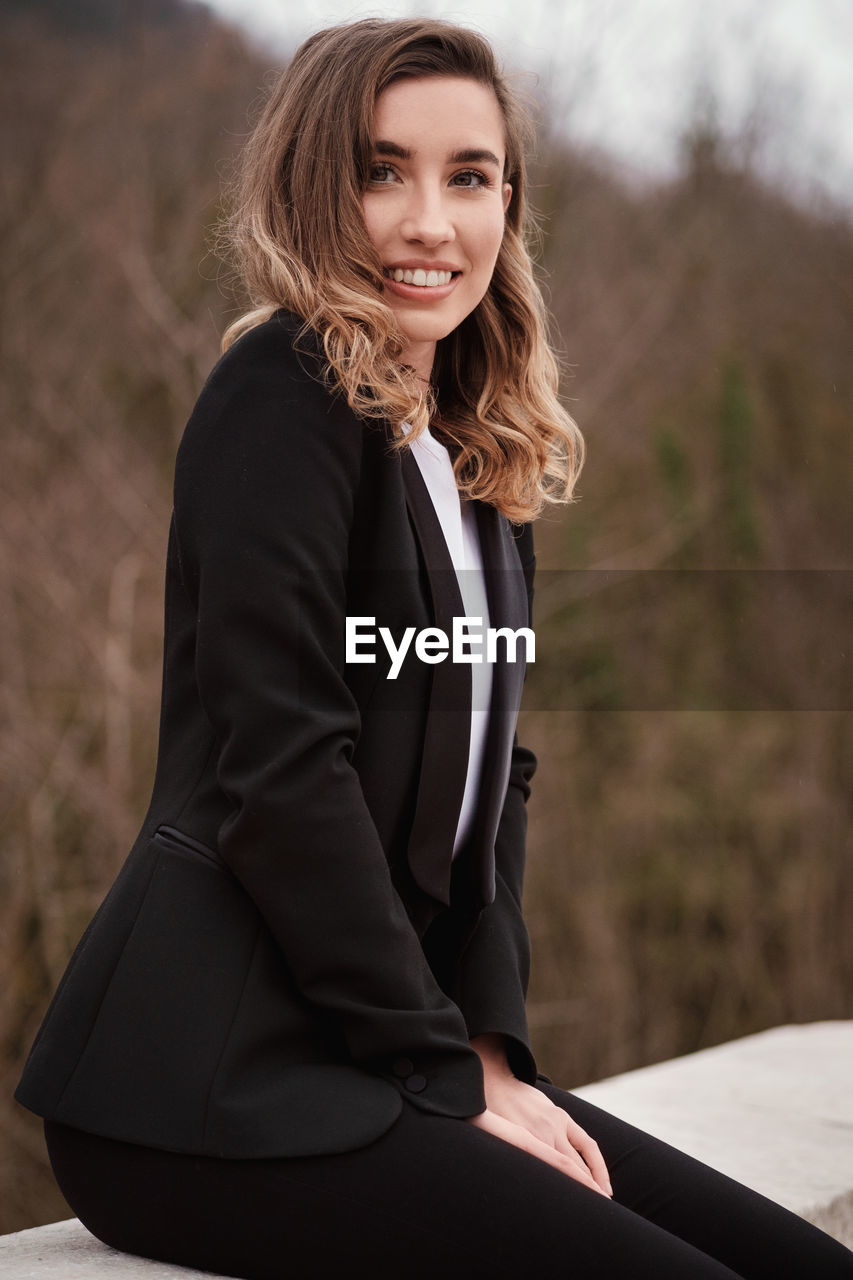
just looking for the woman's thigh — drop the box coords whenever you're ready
[541,1082,852,1280]
[45,1104,851,1280]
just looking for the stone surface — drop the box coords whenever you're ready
[2,1022,851,1273]
[574,1020,853,1246]
[0,1219,229,1278]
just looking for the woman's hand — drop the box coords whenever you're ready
[467,1034,613,1197]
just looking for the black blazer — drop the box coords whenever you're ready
[16,311,538,1159]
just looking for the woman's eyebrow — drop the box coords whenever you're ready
[449,148,502,168]
[373,140,412,159]
[372,140,502,169]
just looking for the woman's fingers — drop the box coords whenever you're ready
[547,1121,612,1197]
[509,1118,606,1194]
[468,1110,611,1197]
[550,1125,577,1161]
[565,1120,613,1197]
[501,1097,612,1196]
[473,1076,614,1196]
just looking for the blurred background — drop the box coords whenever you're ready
[1,0,851,1234]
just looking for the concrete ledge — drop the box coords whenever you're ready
[0,1217,229,1278]
[574,1020,853,1247]
[2,1022,851,1273]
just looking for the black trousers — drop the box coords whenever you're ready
[45,1083,852,1280]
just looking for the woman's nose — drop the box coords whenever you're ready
[399,187,454,245]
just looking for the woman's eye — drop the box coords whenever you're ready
[451,169,490,189]
[368,163,397,185]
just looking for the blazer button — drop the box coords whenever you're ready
[405,1074,427,1093]
[392,1057,414,1079]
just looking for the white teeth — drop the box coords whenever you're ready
[388,268,453,287]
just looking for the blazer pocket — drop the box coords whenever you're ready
[55,828,263,1151]
[34,825,404,1157]
[153,824,226,866]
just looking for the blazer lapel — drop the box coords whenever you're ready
[467,503,530,905]
[401,450,531,910]
[401,449,470,906]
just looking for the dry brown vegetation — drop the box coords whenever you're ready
[2,0,851,1233]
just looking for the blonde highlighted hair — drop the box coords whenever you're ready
[224,17,583,522]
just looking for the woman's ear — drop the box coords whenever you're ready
[503,183,513,213]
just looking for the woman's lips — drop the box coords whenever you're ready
[382,267,460,301]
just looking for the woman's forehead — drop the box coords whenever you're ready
[370,76,507,159]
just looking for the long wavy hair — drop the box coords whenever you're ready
[223,18,583,521]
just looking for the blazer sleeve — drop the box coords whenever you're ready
[452,524,539,1083]
[172,315,485,1119]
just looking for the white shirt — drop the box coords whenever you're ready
[408,424,493,856]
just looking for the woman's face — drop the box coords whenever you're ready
[362,75,512,381]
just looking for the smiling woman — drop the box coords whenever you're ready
[16,15,853,1280]
[362,76,512,378]
[220,18,582,523]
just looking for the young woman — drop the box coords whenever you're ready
[16,18,852,1279]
